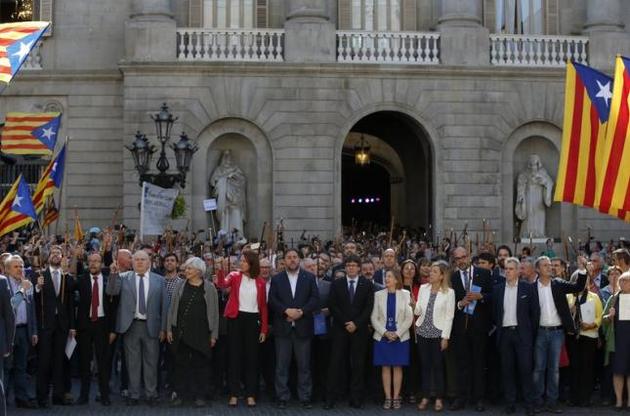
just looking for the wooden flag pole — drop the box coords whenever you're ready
[387,216,395,248]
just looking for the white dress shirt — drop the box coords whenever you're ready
[135,273,150,320]
[502,282,518,327]
[287,270,299,298]
[239,275,259,313]
[538,280,561,327]
[90,274,105,319]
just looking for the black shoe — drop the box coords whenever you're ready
[546,404,563,414]
[101,397,111,406]
[76,396,89,405]
[37,400,51,409]
[15,399,38,409]
[146,397,159,407]
[277,400,287,409]
[301,400,312,409]
[323,401,335,410]
[476,400,486,412]
[126,398,139,406]
[52,397,73,406]
[450,399,465,411]
[504,404,516,414]
[534,405,544,414]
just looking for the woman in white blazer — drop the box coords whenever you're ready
[371,269,414,409]
[414,260,455,412]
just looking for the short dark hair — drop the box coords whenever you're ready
[497,245,512,257]
[164,252,179,263]
[613,248,630,265]
[477,252,496,267]
[243,250,260,277]
[550,257,567,267]
[344,254,361,267]
[284,248,301,259]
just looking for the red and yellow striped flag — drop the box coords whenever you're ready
[596,56,630,215]
[0,22,50,85]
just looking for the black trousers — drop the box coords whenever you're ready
[78,318,111,400]
[403,335,420,398]
[175,343,211,401]
[227,312,260,397]
[259,333,275,398]
[326,327,369,404]
[36,319,68,402]
[418,336,446,398]
[453,328,487,402]
[569,335,598,405]
[499,329,533,406]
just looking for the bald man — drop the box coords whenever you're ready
[107,251,167,406]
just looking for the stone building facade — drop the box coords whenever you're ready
[2,0,630,243]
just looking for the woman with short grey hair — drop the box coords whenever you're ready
[166,256,218,407]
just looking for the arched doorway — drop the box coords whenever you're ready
[340,111,433,232]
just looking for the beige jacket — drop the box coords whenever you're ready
[371,289,414,342]
[414,283,455,339]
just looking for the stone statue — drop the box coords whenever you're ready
[515,154,554,238]
[210,150,246,237]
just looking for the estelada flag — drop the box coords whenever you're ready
[0,112,61,156]
[42,197,59,227]
[554,61,630,221]
[596,56,630,214]
[73,210,84,242]
[0,21,49,85]
[0,175,37,237]
[32,145,65,214]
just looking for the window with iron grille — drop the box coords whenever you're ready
[0,159,46,199]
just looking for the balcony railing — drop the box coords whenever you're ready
[176,28,284,62]
[21,41,43,70]
[337,31,440,64]
[490,34,588,67]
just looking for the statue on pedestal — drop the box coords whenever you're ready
[515,154,554,238]
[209,150,246,238]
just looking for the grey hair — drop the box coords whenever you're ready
[183,256,206,276]
[534,256,551,270]
[302,258,316,268]
[4,254,23,268]
[504,257,520,268]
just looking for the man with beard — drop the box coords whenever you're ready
[34,246,76,408]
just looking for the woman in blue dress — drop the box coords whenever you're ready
[371,269,414,409]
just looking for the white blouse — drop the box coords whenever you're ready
[239,275,259,313]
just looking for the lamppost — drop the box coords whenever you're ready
[126,103,198,188]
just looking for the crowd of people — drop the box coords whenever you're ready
[0,226,629,415]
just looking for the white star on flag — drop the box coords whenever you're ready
[41,126,56,140]
[51,162,58,173]
[11,41,34,62]
[595,80,612,107]
[12,195,23,208]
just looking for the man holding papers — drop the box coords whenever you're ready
[449,247,492,412]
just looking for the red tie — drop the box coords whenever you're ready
[91,275,99,322]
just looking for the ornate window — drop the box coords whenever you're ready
[202,0,256,28]
[485,0,558,35]
[342,0,402,31]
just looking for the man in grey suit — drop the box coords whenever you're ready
[107,250,167,406]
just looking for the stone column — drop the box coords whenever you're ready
[583,0,629,70]
[283,0,336,63]
[438,0,489,66]
[125,0,177,62]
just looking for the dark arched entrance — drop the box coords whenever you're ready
[342,154,391,227]
[341,111,433,232]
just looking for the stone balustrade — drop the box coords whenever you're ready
[490,34,589,67]
[337,30,440,64]
[176,28,285,62]
[21,41,43,70]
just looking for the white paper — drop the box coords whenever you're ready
[580,301,595,324]
[203,198,217,211]
[140,182,179,237]
[620,294,630,321]
[65,336,77,359]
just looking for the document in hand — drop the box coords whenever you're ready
[619,294,630,321]
[464,284,482,316]
[580,301,595,324]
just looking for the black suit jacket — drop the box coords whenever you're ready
[328,276,374,334]
[492,280,539,345]
[532,272,587,333]
[451,266,493,335]
[33,269,75,332]
[268,269,320,338]
[76,272,116,333]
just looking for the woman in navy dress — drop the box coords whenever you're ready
[371,269,413,409]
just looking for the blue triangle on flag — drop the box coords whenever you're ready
[6,30,45,77]
[32,116,61,150]
[12,176,37,220]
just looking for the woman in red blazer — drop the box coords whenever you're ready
[216,250,268,407]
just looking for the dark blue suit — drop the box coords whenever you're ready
[493,280,539,407]
[268,269,319,402]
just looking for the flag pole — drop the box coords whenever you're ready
[54,136,69,236]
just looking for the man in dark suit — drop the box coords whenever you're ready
[372,249,397,285]
[4,255,36,409]
[324,255,374,409]
[268,248,320,409]
[531,256,587,414]
[493,257,538,415]
[0,262,15,406]
[76,253,116,406]
[449,246,492,412]
[33,246,76,408]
